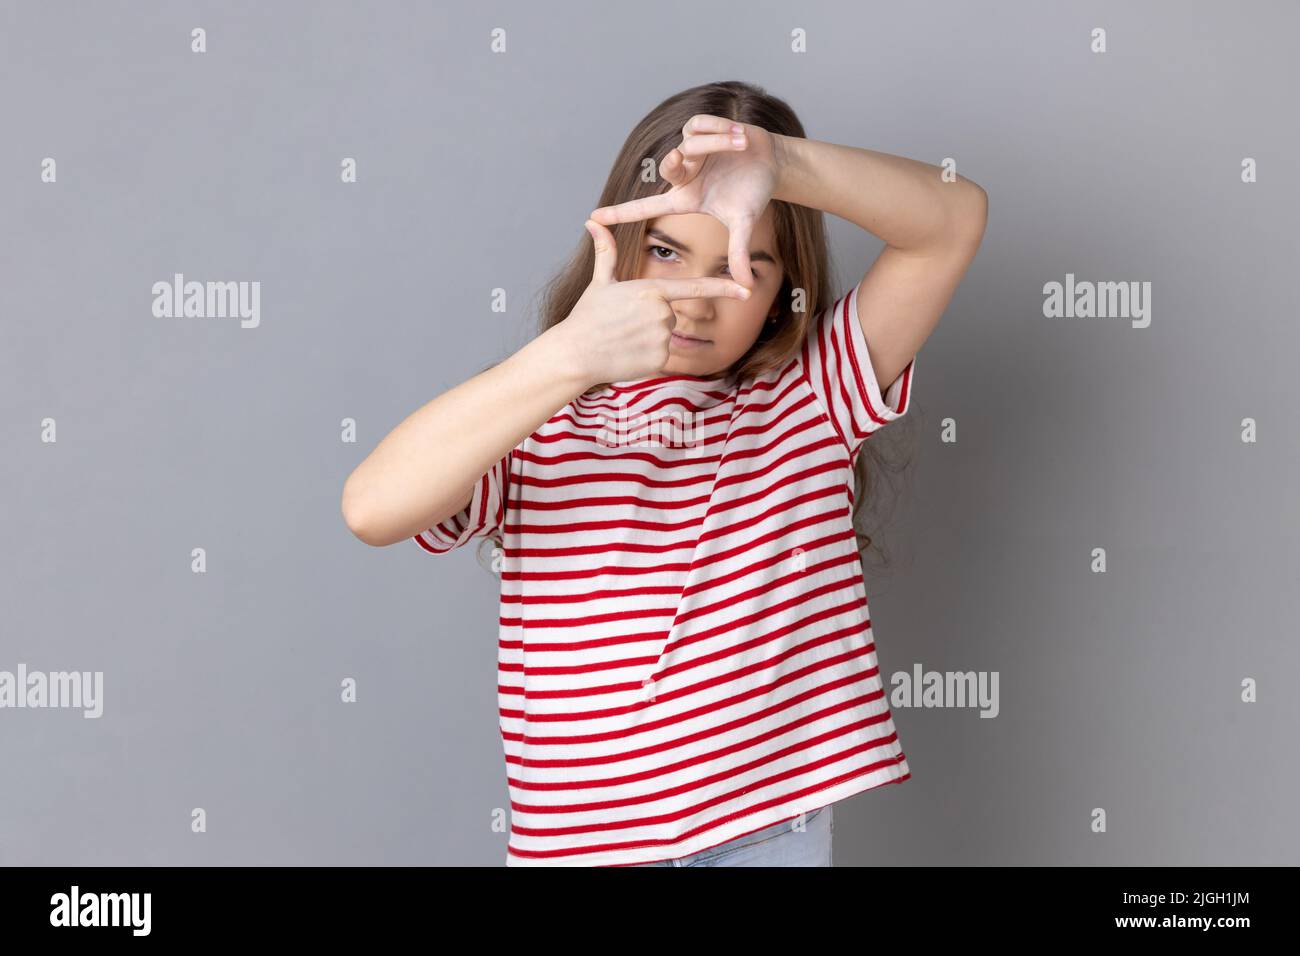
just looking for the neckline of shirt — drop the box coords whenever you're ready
[605,370,738,395]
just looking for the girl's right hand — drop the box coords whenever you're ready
[554,219,751,386]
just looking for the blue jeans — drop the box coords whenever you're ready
[630,803,833,867]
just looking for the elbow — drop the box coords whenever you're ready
[951,180,988,248]
[341,476,395,548]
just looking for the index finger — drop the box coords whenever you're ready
[637,276,752,302]
[683,114,744,136]
[590,190,681,227]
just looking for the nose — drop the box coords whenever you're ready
[673,293,716,322]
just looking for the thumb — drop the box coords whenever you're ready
[726,217,756,291]
[585,219,617,285]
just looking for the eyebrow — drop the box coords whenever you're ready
[646,228,778,266]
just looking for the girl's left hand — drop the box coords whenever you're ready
[589,115,785,290]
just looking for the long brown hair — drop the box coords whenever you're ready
[526,80,916,570]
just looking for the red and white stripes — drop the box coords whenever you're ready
[415,282,918,866]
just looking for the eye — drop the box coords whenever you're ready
[647,245,761,280]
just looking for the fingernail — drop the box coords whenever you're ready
[731,123,744,133]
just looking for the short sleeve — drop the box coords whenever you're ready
[800,282,916,457]
[411,451,511,554]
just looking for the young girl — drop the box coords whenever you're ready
[342,80,986,867]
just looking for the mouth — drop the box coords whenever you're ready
[671,330,711,346]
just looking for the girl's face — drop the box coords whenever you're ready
[634,209,784,378]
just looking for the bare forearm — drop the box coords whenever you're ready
[772,135,987,252]
[341,326,590,547]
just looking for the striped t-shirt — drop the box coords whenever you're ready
[414,282,917,866]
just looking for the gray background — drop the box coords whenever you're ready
[2,0,1296,866]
